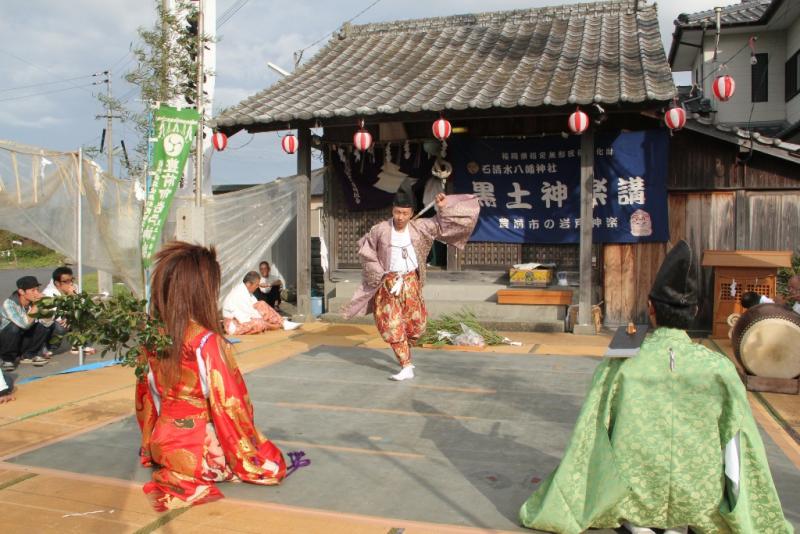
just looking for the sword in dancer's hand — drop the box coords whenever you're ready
[413,198,437,220]
[412,190,446,220]
[412,158,451,220]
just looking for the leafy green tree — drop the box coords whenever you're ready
[88,0,213,177]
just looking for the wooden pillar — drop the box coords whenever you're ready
[575,127,596,335]
[734,189,749,250]
[446,245,461,271]
[296,127,312,320]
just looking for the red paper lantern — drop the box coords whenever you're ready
[353,130,373,152]
[212,132,228,151]
[432,118,452,140]
[568,108,589,135]
[664,106,687,130]
[281,134,298,154]
[712,75,736,102]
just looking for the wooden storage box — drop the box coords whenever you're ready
[509,267,553,287]
[497,288,572,305]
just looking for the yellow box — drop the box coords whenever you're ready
[509,267,552,287]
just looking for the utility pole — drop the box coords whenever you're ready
[106,71,114,177]
[95,69,119,296]
[95,70,122,175]
[194,2,204,209]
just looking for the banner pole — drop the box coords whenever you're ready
[144,103,155,306]
[77,147,84,366]
[194,1,204,211]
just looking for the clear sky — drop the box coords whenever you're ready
[0,0,740,186]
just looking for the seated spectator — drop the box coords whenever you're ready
[253,261,283,310]
[775,274,800,315]
[222,271,300,335]
[0,369,14,403]
[0,276,51,370]
[519,241,791,534]
[41,266,96,355]
[740,290,774,310]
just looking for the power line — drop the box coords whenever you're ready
[0,83,96,103]
[110,46,135,71]
[0,48,97,96]
[296,0,385,60]
[118,86,139,104]
[218,0,250,28]
[0,73,98,94]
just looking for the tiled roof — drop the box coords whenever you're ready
[675,0,773,29]
[685,114,800,164]
[215,0,675,133]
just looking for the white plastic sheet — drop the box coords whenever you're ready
[204,175,300,301]
[0,140,144,294]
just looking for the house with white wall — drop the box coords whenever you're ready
[670,0,800,141]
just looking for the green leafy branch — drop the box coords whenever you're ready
[777,252,800,300]
[34,293,172,378]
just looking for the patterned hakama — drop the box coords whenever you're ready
[342,194,480,368]
[374,271,427,366]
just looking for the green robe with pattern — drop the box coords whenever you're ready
[519,328,792,534]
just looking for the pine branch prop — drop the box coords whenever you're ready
[419,309,504,346]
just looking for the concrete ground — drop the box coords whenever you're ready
[0,323,798,534]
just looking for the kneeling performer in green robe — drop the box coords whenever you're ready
[519,240,792,534]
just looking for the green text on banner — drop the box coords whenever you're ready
[141,105,200,266]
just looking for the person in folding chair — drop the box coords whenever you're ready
[519,240,791,534]
[342,178,479,381]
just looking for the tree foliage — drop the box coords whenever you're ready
[88,0,213,178]
[35,293,171,378]
[777,252,800,297]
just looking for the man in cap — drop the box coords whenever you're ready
[343,178,479,381]
[520,240,791,534]
[775,273,800,315]
[0,276,51,370]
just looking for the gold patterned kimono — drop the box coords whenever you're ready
[135,325,286,511]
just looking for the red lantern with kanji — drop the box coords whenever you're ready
[353,130,373,152]
[568,108,589,135]
[432,118,452,140]
[212,131,228,151]
[281,134,298,154]
[664,106,687,130]
[712,75,736,102]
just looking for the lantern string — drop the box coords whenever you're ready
[225,133,255,151]
[699,39,753,84]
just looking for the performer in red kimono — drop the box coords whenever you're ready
[136,242,286,511]
[342,179,479,380]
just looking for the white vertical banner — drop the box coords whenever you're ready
[200,0,216,197]
[166,0,216,199]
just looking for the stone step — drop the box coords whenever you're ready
[329,281,576,303]
[319,312,565,333]
[325,298,565,322]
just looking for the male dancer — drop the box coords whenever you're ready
[343,179,479,380]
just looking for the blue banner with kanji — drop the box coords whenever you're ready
[451,130,669,243]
